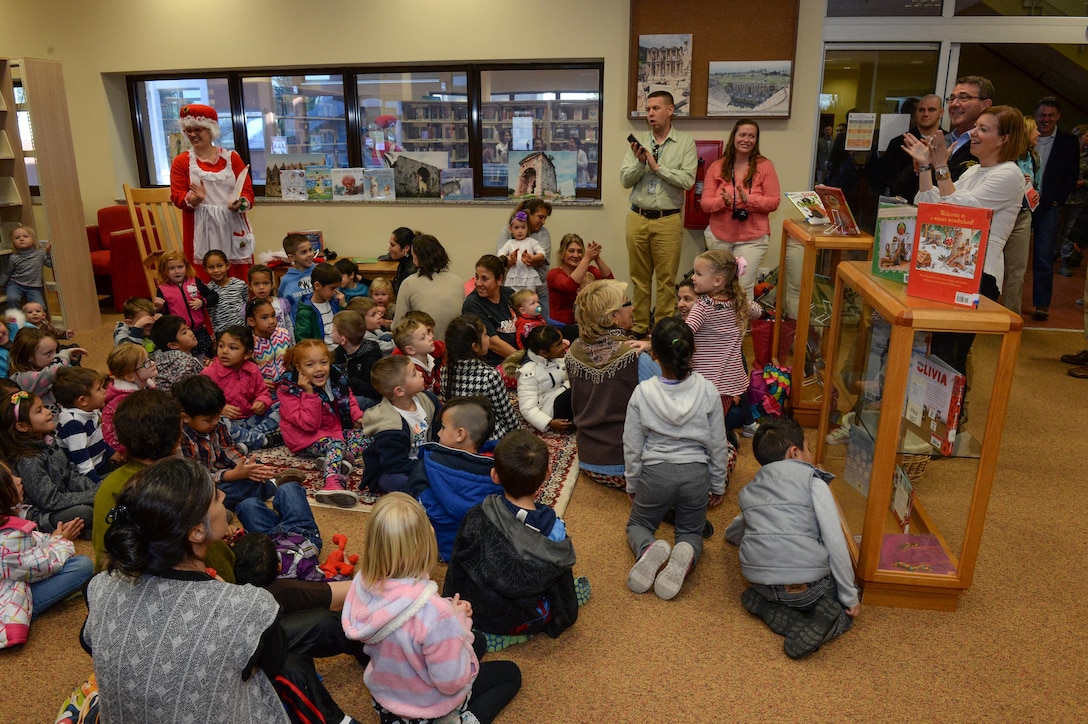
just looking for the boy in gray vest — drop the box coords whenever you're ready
[725,417,860,658]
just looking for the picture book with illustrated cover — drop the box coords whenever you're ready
[362,169,396,201]
[265,153,325,197]
[814,184,860,235]
[871,197,918,284]
[890,464,914,532]
[279,170,307,201]
[305,165,332,201]
[331,168,366,201]
[879,534,955,575]
[440,168,474,200]
[785,191,829,225]
[903,351,966,457]
[906,202,991,307]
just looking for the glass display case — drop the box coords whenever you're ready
[773,218,874,426]
[815,261,1022,611]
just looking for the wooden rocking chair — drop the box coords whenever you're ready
[123,184,184,297]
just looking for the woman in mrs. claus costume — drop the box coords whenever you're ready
[169,103,255,276]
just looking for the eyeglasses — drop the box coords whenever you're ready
[621,300,633,308]
[141,359,155,369]
[947,94,984,103]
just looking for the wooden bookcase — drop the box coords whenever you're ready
[815,262,1022,611]
[400,100,470,165]
[0,57,99,331]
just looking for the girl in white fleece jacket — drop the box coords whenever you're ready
[622,317,735,601]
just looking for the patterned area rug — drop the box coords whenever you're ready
[258,426,580,517]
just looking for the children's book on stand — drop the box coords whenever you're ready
[331,168,366,201]
[440,168,474,200]
[871,196,918,284]
[813,184,860,235]
[785,191,829,225]
[306,166,332,201]
[890,464,914,532]
[905,202,991,307]
[279,170,307,201]
[265,153,325,197]
[903,350,965,457]
[362,169,396,201]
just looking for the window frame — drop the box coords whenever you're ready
[127,61,605,201]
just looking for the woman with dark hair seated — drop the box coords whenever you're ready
[463,254,519,365]
[391,234,465,341]
[380,226,417,295]
[82,458,356,723]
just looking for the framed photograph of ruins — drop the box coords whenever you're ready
[628,0,799,120]
[707,61,792,117]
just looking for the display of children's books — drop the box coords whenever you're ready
[785,191,829,225]
[440,168,474,200]
[305,166,332,201]
[279,170,307,201]
[890,465,913,532]
[331,168,366,201]
[905,202,991,307]
[872,197,918,284]
[362,169,396,201]
[903,351,966,457]
[879,534,954,575]
[813,184,860,235]
[843,423,874,498]
[265,153,326,197]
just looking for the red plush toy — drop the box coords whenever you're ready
[319,533,359,579]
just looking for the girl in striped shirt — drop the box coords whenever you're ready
[203,249,249,333]
[685,249,763,420]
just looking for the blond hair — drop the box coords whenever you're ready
[393,318,426,353]
[156,250,195,284]
[360,492,437,587]
[9,224,37,246]
[511,289,537,311]
[370,355,412,398]
[346,296,377,316]
[107,343,149,379]
[369,277,395,303]
[575,279,628,341]
[694,249,750,333]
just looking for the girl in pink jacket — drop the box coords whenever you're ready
[342,492,520,723]
[200,325,279,441]
[277,339,366,508]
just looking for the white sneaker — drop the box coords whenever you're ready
[628,539,671,594]
[654,542,695,600]
[741,421,760,439]
[826,412,855,446]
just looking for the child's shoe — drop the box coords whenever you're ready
[627,539,671,594]
[742,421,760,438]
[313,478,359,508]
[654,541,695,600]
[264,429,284,448]
[825,411,855,446]
[783,595,846,659]
[574,575,592,606]
[274,468,307,487]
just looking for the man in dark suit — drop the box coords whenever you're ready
[1030,96,1080,321]
[887,94,945,199]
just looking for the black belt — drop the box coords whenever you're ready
[631,205,681,220]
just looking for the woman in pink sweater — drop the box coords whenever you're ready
[342,493,520,723]
[700,118,781,301]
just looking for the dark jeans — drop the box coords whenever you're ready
[468,661,522,724]
[219,477,277,512]
[1031,204,1060,308]
[277,608,370,723]
[553,387,573,421]
[929,273,1000,397]
[236,482,322,552]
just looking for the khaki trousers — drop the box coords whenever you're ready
[626,210,683,334]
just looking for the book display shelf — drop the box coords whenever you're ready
[773,218,874,426]
[815,261,1021,611]
[0,58,99,330]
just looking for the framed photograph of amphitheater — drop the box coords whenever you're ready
[628,0,799,119]
[707,61,792,117]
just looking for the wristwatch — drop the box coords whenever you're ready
[934,166,951,182]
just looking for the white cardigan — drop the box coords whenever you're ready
[516,349,570,431]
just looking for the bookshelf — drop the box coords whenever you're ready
[481,99,600,186]
[0,58,99,330]
[399,101,470,166]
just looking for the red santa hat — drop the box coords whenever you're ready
[179,103,220,137]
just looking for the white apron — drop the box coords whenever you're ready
[189,148,255,263]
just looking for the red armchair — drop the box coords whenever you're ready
[87,205,152,313]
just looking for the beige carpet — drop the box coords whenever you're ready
[2,317,1087,721]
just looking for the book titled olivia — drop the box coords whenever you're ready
[906,202,991,307]
[903,351,966,457]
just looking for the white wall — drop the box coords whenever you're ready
[0,0,827,283]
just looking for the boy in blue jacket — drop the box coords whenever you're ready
[360,356,440,493]
[404,397,496,561]
[277,233,317,321]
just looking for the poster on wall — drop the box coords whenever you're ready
[635,34,692,117]
[706,60,792,117]
[508,151,577,199]
[846,112,877,152]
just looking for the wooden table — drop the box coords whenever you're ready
[774,218,874,426]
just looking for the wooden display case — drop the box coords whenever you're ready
[0,58,99,331]
[815,261,1022,611]
[773,218,873,426]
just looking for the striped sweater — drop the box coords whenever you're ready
[253,327,293,384]
[208,277,250,333]
[56,407,111,481]
[342,576,478,719]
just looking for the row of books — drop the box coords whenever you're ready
[277,166,475,202]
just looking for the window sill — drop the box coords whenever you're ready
[255,197,603,208]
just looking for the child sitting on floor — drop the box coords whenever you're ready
[725,416,860,659]
[232,481,326,583]
[368,277,395,331]
[112,297,159,351]
[444,430,583,640]
[9,328,86,414]
[153,250,218,359]
[0,391,97,537]
[148,315,202,392]
[405,396,496,562]
[361,356,440,494]
[346,296,394,356]
[171,374,284,511]
[331,309,382,410]
[441,315,520,440]
[334,257,370,302]
[201,325,280,446]
[277,339,366,509]
[393,317,441,397]
[101,343,157,459]
[54,367,116,483]
[246,297,292,389]
[248,264,294,343]
[504,324,573,433]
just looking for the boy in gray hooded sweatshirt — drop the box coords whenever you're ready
[623,318,734,601]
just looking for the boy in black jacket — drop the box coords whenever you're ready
[331,309,382,410]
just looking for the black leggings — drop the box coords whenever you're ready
[468,660,522,724]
